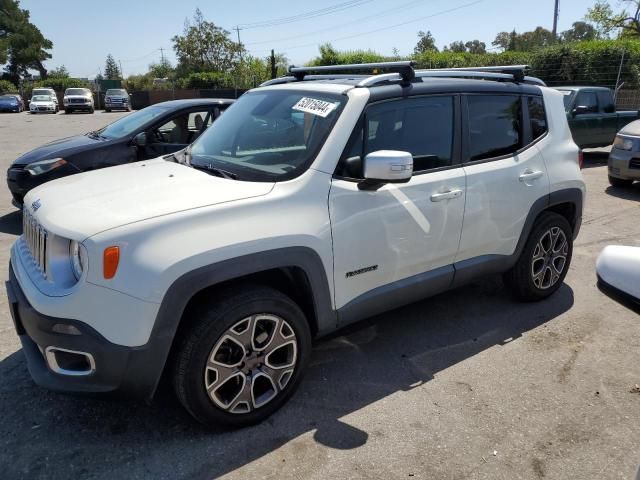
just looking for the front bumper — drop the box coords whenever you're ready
[64,103,93,110]
[105,102,129,109]
[6,262,166,400]
[608,149,640,180]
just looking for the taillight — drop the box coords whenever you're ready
[578,150,584,169]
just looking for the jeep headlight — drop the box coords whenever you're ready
[69,240,84,280]
[613,135,634,151]
[26,157,67,176]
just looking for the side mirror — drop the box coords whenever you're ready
[359,150,413,190]
[572,105,591,116]
[133,132,147,147]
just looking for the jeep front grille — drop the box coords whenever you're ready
[630,158,640,170]
[22,209,48,278]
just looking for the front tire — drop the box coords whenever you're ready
[172,286,312,428]
[65,108,71,114]
[609,175,633,188]
[504,212,573,301]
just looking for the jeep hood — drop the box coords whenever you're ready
[25,159,275,240]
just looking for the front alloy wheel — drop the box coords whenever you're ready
[205,314,297,414]
[173,286,311,428]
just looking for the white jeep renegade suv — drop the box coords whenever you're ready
[7,63,585,428]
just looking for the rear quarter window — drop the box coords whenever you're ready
[528,96,548,141]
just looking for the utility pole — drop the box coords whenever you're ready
[552,0,560,40]
[160,47,165,64]
[234,26,243,61]
[119,59,124,80]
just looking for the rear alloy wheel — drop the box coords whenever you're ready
[504,212,573,301]
[173,286,311,428]
[608,175,633,188]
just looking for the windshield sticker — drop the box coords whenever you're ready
[292,97,337,118]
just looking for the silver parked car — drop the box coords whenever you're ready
[609,120,640,187]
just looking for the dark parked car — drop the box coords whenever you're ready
[7,98,233,206]
[0,94,24,113]
[104,88,131,112]
[555,86,640,148]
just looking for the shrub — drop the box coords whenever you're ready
[0,79,18,94]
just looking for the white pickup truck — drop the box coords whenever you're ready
[7,62,585,428]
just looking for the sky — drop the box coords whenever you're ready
[21,0,594,78]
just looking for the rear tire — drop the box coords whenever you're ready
[504,212,573,302]
[172,285,311,428]
[608,175,633,187]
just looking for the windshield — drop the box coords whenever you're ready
[95,105,167,139]
[557,90,575,111]
[66,88,88,96]
[32,95,51,102]
[0,95,17,101]
[32,89,51,96]
[106,89,126,96]
[189,90,346,181]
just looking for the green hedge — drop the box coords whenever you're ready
[175,72,235,89]
[308,40,640,89]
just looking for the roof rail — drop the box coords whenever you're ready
[288,61,416,82]
[260,74,367,87]
[426,65,530,82]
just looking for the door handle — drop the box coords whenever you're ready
[430,189,463,202]
[519,170,544,182]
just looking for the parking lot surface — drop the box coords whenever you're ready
[0,112,639,480]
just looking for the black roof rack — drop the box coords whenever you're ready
[260,62,544,88]
[288,61,416,82]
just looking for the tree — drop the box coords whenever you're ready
[0,0,53,83]
[414,30,438,54]
[561,21,599,42]
[104,54,121,79]
[446,41,467,52]
[492,27,554,51]
[492,31,512,50]
[48,65,69,78]
[586,0,640,37]
[172,9,243,74]
[465,40,486,54]
[148,57,173,79]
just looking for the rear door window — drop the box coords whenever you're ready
[466,95,523,161]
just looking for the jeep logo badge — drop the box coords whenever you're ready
[31,199,41,212]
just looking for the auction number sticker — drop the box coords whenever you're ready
[292,97,337,118]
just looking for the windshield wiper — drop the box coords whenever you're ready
[191,163,238,180]
[87,130,106,139]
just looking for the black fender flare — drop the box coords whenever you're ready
[129,247,335,400]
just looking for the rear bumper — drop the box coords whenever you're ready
[608,149,640,180]
[7,262,166,400]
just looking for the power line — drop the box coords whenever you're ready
[238,0,374,29]
[250,0,487,54]
[245,0,426,46]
